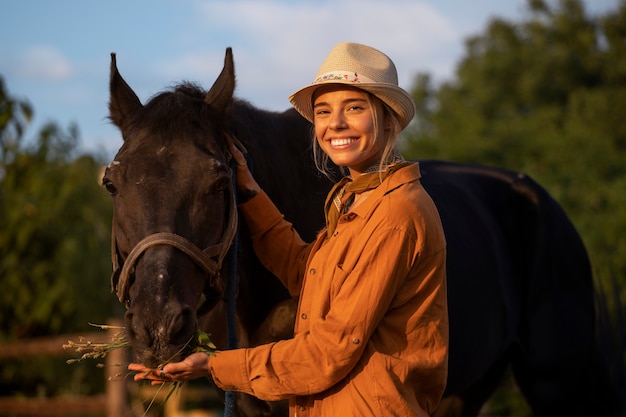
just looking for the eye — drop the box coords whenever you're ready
[348,104,365,112]
[210,177,230,194]
[313,103,330,116]
[102,178,118,196]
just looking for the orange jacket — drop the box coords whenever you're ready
[210,163,448,417]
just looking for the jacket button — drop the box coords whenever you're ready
[301,313,307,320]
[352,338,360,344]
[309,268,316,275]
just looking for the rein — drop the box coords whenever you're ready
[223,158,240,417]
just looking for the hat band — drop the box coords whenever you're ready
[312,71,376,85]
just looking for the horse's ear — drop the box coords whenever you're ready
[109,53,142,134]
[204,47,235,112]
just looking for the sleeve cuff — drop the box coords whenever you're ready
[209,349,252,393]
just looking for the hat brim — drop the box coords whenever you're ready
[289,80,415,130]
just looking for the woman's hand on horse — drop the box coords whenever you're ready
[226,138,261,199]
[227,136,248,168]
[128,352,212,385]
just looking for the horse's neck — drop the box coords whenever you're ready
[233,102,330,240]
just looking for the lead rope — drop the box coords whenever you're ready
[223,158,241,417]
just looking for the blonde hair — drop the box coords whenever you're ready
[312,93,403,179]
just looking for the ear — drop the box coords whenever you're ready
[109,53,143,134]
[204,47,235,112]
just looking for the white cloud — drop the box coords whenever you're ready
[173,0,460,110]
[17,46,74,81]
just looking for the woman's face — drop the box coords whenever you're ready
[313,85,386,176]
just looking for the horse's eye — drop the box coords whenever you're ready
[102,179,118,196]
[211,177,230,194]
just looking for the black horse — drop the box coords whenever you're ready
[106,48,624,417]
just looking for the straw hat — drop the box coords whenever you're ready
[289,42,415,129]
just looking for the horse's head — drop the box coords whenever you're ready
[105,48,237,366]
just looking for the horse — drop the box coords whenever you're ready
[105,48,625,417]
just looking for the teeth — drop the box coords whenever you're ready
[331,138,356,146]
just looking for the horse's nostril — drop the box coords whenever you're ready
[124,312,136,338]
[125,311,152,348]
[169,306,195,345]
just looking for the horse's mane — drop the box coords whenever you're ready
[138,82,229,146]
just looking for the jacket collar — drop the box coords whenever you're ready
[349,162,422,219]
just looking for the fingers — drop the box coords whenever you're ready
[128,363,173,383]
[225,133,249,168]
[132,370,165,383]
[128,350,214,385]
[128,363,149,373]
[227,140,248,167]
[224,140,261,197]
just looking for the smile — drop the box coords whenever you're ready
[330,137,358,147]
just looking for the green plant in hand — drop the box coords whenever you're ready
[193,330,217,356]
[64,324,217,415]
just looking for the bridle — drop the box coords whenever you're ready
[111,139,241,417]
[110,164,239,308]
[109,136,243,417]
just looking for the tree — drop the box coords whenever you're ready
[0,78,31,159]
[0,75,121,396]
[404,0,626,300]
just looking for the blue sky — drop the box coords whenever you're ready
[0,0,619,158]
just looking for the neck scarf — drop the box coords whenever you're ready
[324,161,412,240]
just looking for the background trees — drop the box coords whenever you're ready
[0,76,121,396]
[404,0,626,303]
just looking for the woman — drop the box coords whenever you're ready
[130,42,449,416]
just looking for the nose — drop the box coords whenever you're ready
[122,249,205,366]
[125,302,196,367]
[329,111,347,130]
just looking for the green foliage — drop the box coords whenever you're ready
[404,0,626,296]
[0,78,33,164]
[402,0,626,414]
[0,75,122,396]
[0,123,117,338]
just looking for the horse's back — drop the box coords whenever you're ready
[419,161,527,397]
[418,160,616,416]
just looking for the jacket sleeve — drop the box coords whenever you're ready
[238,190,314,296]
